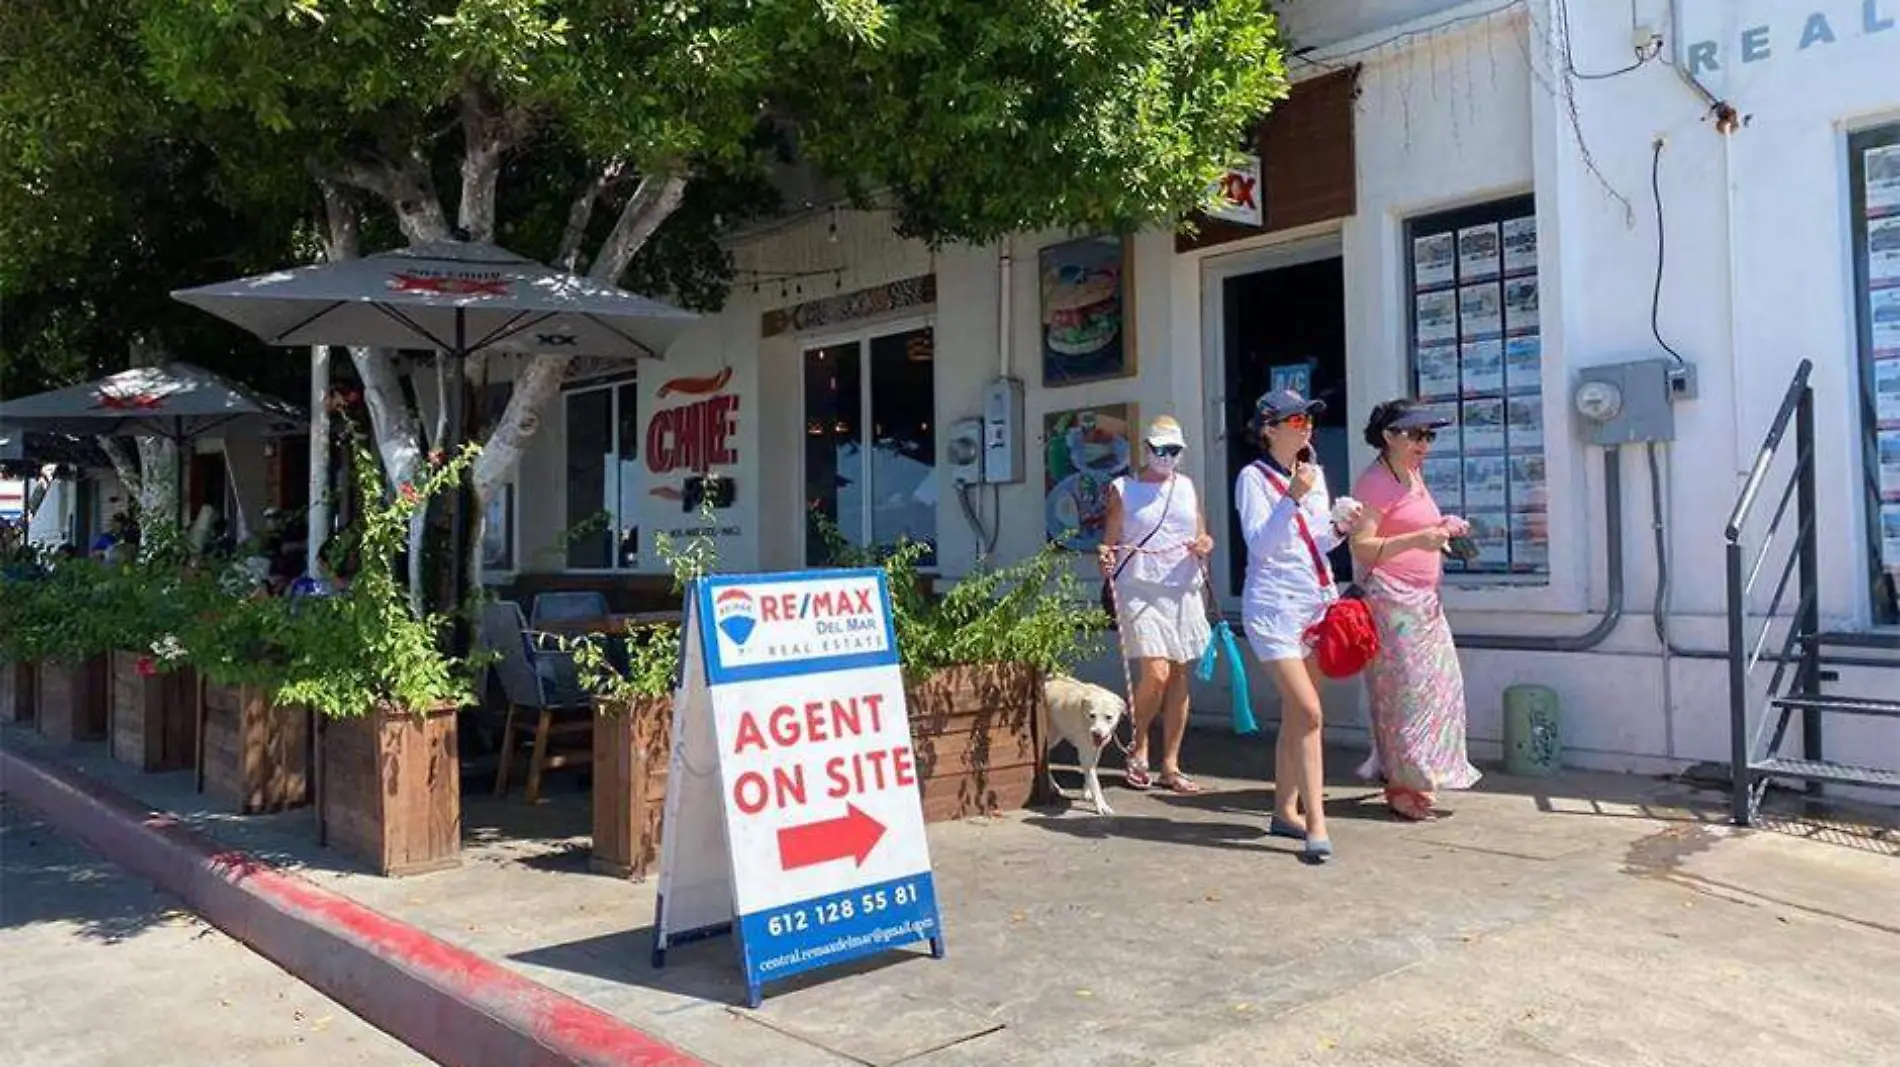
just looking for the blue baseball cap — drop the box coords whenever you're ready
[1249,390,1325,433]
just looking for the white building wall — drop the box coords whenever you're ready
[503,0,1900,778]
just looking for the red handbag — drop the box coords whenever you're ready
[1256,463,1382,680]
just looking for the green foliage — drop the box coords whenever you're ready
[267,424,481,719]
[565,496,717,705]
[815,519,1110,678]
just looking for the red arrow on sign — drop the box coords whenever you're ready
[777,804,887,871]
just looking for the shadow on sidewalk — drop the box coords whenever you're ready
[0,797,185,944]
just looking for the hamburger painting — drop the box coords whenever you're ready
[1040,235,1133,385]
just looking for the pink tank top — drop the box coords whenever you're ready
[1351,462,1443,589]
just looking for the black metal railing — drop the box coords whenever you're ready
[1724,359,1820,825]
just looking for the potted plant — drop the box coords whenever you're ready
[103,543,211,772]
[816,521,1112,822]
[28,558,117,744]
[178,586,311,813]
[284,431,477,877]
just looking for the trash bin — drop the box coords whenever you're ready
[1503,683,1562,777]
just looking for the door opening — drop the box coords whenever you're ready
[1220,256,1352,598]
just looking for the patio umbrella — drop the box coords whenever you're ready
[170,238,699,613]
[0,362,305,530]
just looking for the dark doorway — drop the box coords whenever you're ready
[1220,256,1352,597]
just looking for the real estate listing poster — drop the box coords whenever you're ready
[1423,457,1463,511]
[1462,397,1506,454]
[1876,357,1900,428]
[1416,345,1460,399]
[1458,284,1503,339]
[1866,143,1900,217]
[1880,429,1900,502]
[1510,512,1550,573]
[1506,396,1545,453]
[1505,335,1542,394]
[1460,340,1504,396]
[1466,512,1511,571]
[1503,277,1540,333]
[1457,224,1502,282]
[1414,233,1456,289]
[1509,452,1548,513]
[1416,289,1459,346]
[1870,287,1900,356]
[1868,215,1900,285]
[1501,216,1538,275]
[1463,456,1508,510]
[1884,505,1900,570]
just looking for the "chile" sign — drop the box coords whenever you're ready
[646,367,739,501]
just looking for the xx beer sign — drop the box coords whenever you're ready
[652,568,944,1007]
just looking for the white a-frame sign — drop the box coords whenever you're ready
[651,568,945,1007]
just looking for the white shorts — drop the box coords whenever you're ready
[1243,594,1329,663]
[1115,578,1212,663]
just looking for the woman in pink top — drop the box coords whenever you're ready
[1347,400,1482,822]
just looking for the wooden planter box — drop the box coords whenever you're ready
[109,652,199,772]
[199,682,311,814]
[319,705,461,877]
[36,657,108,743]
[903,663,1045,823]
[1,661,34,725]
[591,696,673,880]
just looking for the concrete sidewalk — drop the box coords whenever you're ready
[5,720,1898,1066]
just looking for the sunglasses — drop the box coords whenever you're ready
[1395,428,1438,444]
[1149,444,1184,457]
[1268,413,1312,430]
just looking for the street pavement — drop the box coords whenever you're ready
[0,795,426,1067]
[5,721,1900,1066]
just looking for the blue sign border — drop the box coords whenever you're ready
[694,568,900,686]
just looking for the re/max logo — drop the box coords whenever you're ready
[756,588,877,622]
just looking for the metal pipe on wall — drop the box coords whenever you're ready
[1455,446,1626,652]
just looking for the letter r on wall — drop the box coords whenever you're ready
[1687,40,1720,75]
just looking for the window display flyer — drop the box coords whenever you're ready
[1458,284,1503,339]
[1508,453,1548,512]
[1881,429,1900,501]
[1510,512,1550,573]
[1466,512,1510,571]
[1885,505,1900,570]
[1506,396,1545,452]
[1871,287,1900,357]
[1457,224,1501,282]
[1463,456,1507,510]
[1503,277,1539,333]
[1414,232,1456,289]
[1416,345,1460,399]
[1416,289,1458,345]
[1462,397,1505,453]
[1423,457,1463,510]
[1460,340,1503,396]
[1876,357,1900,428]
[1869,215,1900,285]
[1501,216,1538,275]
[1505,335,1542,394]
[1866,143,1900,217]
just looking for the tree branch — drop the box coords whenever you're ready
[99,437,140,498]
[556,160,627,272]
[457,81,533,243]
[588,171,689,282]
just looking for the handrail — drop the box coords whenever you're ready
[1725,359,1812,541]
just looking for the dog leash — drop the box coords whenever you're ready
[1098,540,1202,758]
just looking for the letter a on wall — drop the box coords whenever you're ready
[651,568,945,1007]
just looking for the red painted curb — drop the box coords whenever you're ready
[0,744,709,1067]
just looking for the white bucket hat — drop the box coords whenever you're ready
[1144,415,1186,450]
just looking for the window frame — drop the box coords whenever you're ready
[1401,192,1550,586]
[560,374,642,574]
[796,314,939,570]
[1848,122,1900,626]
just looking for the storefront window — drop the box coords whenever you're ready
[804,326,937,566]
[563,379,641,570]
[1850,125,1900,625]
[1404,194,1549,582]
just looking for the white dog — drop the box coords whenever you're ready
[1042,674,1128,816]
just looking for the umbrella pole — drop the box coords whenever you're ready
[308,346,332,576]
[444,312,468,647]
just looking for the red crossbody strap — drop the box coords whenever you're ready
[1254,461,1334,589]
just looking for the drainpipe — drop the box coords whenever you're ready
[1455,447,1626,651]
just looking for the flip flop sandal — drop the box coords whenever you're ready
[1268,815,1308,840]
[1157,771,1203,794]
[1386,788,1437,822]
[1124,759,1153,790]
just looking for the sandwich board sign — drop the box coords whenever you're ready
[651,567,945,1007]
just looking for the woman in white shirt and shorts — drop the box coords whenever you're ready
[1235,390,1362,864]
[1098,415,1215,794]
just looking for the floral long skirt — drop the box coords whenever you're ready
[1353,572,1482,796]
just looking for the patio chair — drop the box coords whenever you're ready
[530,590,610,626]
[479,600,594,803]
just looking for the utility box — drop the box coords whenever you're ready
[1571,357,1686,445]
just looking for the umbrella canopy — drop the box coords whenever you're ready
[170,239,697,359]
[0,362,305,442]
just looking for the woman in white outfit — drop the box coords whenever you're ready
[1235,390,1363,864]
[1098,416,1215,793]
